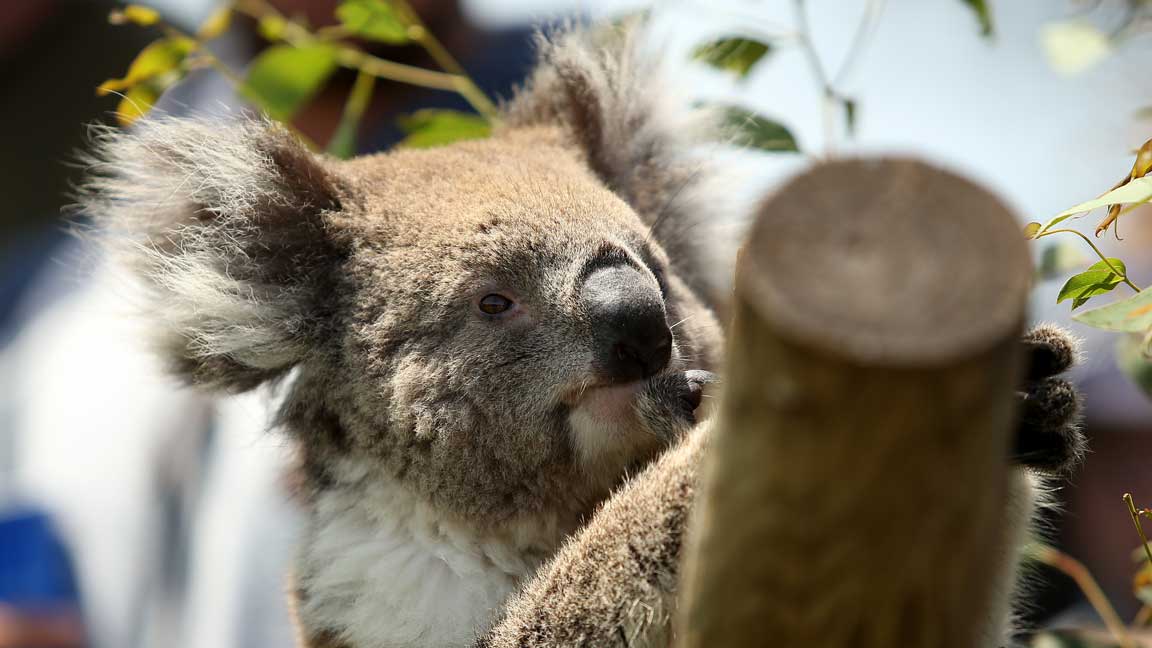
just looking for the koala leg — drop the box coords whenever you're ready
[992,326,1086,646]
[477,371,715,648]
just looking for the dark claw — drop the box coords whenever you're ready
[680,370,717,415]
[636,370,717,441]
[1013,327,1087,474]
[1022,325,1078,381]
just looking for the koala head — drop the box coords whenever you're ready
[83,28,731,526]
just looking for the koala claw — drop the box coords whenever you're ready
[681,369,718,414]
[1012,326,1087,474]
[635,370,718,441]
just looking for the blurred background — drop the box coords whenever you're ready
[2,0,1152,646]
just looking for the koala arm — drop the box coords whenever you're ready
[478,328,1085,648]
[477,374,712,648]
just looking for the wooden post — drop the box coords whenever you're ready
[676,158,1032,647]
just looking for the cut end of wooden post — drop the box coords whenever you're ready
[739,157,1031,367]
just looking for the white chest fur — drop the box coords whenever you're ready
[298,461,567,648]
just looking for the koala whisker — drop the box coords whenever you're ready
[668,314,696,331]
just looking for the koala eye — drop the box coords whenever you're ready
[478,293,515,315]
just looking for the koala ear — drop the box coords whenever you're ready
[504,25,746,310]
[81,118,347,392]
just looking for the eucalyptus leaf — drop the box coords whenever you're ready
[198,7,232,40]
[1054,176,1152,218]
[1057,258,1127,308]
[843,97,857,136]
[97,37,195,96]
[1023,221,1041,239]
[1059,271,1122,309]
[398,109,491,148]
[1073,287,1152,332]
[245,44,338,121]
[109,4,160,26]
[959,0,993,37]
[693,37,771,78]
[116,84,160,127]
[722,107,799,153]
[258,15,286,41]
[1118,334,1152,398]
[337,0,409,44]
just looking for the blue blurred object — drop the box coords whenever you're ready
[0,506,81,610]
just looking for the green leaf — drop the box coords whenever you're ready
[843,97,857,137]
[693,37,771,78]
[1023,221,1042,239]
[115,83,161,127]
[959,0,993,37]
[397,109,491,148]
[1054,176,1152,218]
[198,6,232,40]
[258,15,286,40]
[1058,258,1127,308]
[245,44,338,121]
[109,4,161,26]
[97,37,195,96]
[1118,334,1152,398]
[1074,287,1152,332]
[1059,272,1122,309]
[721,107,799,153]
[337,0,409,44]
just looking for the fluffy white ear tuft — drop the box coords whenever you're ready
[79,117,348,392]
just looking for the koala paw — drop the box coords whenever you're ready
[634,370,717,442]
[1013,326,1087,474]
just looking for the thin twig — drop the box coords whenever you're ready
[389,0,500,121]
[1135,604,1152,628]
[231,0,468,93]
[1127,493,1152,573]
[1036,228,1142,292]
[791,0,838,154]
[1032,545,1137,648]
[157,22,319,149]
[831,0,887,87]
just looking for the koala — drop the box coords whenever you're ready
[81,23,1084,648]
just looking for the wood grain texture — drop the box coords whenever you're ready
[676,158,1032,648]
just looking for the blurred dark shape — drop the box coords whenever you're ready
[0,0,152,342]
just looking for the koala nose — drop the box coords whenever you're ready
[582,265,672,382]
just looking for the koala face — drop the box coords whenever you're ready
[316,130,722,521]
[87,119,723,527]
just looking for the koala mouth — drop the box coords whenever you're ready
[566,379,658,480]
[571,381,646,425]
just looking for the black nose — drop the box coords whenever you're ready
[582,265,672,382]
